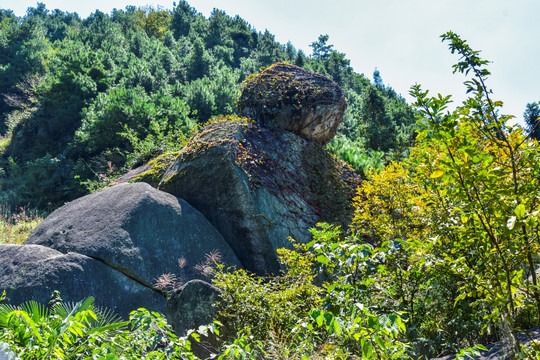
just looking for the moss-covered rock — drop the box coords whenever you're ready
[158,116,360,275]
[116,151,181,187]
[237,62,346,144]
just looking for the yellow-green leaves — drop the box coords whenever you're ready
[410,32,540,354]
[507,204,527,230]
[430,170,444,179]
[515,203,526,219]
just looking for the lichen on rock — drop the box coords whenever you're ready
[237,62,347,144]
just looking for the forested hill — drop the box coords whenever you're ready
[0,2,416,209]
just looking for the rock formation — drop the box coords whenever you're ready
[1,62,360,338]
[125,63,359,276]
[167,280,221,336]
[157,117,359,275]
[0,244,166,318]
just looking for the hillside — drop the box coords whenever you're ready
[0,2,415,210]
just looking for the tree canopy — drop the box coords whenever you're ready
[0,2,416,209]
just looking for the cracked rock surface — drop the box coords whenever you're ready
[0,244,166,318]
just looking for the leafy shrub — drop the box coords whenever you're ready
[74,85,194,161]
[327,134,384,177]
[0,291,201,360]
[213,226,409,359]
[0,292,128,359]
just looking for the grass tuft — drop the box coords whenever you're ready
[0,205,44,245]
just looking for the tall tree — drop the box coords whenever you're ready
[187,37,212,80]
[310,34,333,60]
[410,32,540,357]
[171,0,196,38]
[373,68,383,88]
[524,102,540,140]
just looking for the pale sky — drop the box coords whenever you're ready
[2,0,539,123]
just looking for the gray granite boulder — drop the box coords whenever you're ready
[167,280,222,359]
[25,182,240,288]
[0,244,166,318]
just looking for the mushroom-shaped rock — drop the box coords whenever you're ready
[237,62,346,144]
[0,244,166,318]
[24,182,241,288]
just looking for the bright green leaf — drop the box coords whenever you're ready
[515,204,526,219]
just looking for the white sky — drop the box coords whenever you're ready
[2,0,539,123]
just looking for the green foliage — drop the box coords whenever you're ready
[0,292,208,359]
[351,163,489,357]
[327,134,384,176]
[0,204,43,245]
[213,226,409,359]
[0,3,417,209]
[171,1,197,38]
[333,32,540,358]
[75,85,193,159]
[524,101,540,141]
[91,309,201,359]
[394,31,540,357]
[213,247,319,346]
[134,6,171,39]
[304,224,409,359]
[181,66,240,123]
[187,37,212,80]
[310,34,333,60]
[0,294,128,359]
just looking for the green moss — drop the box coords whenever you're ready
[130,150,181,186]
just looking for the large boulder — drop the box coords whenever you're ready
[237,62,347,144]
[25,182,240,288]
[0,244,166,318]
[157,118,360,275]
